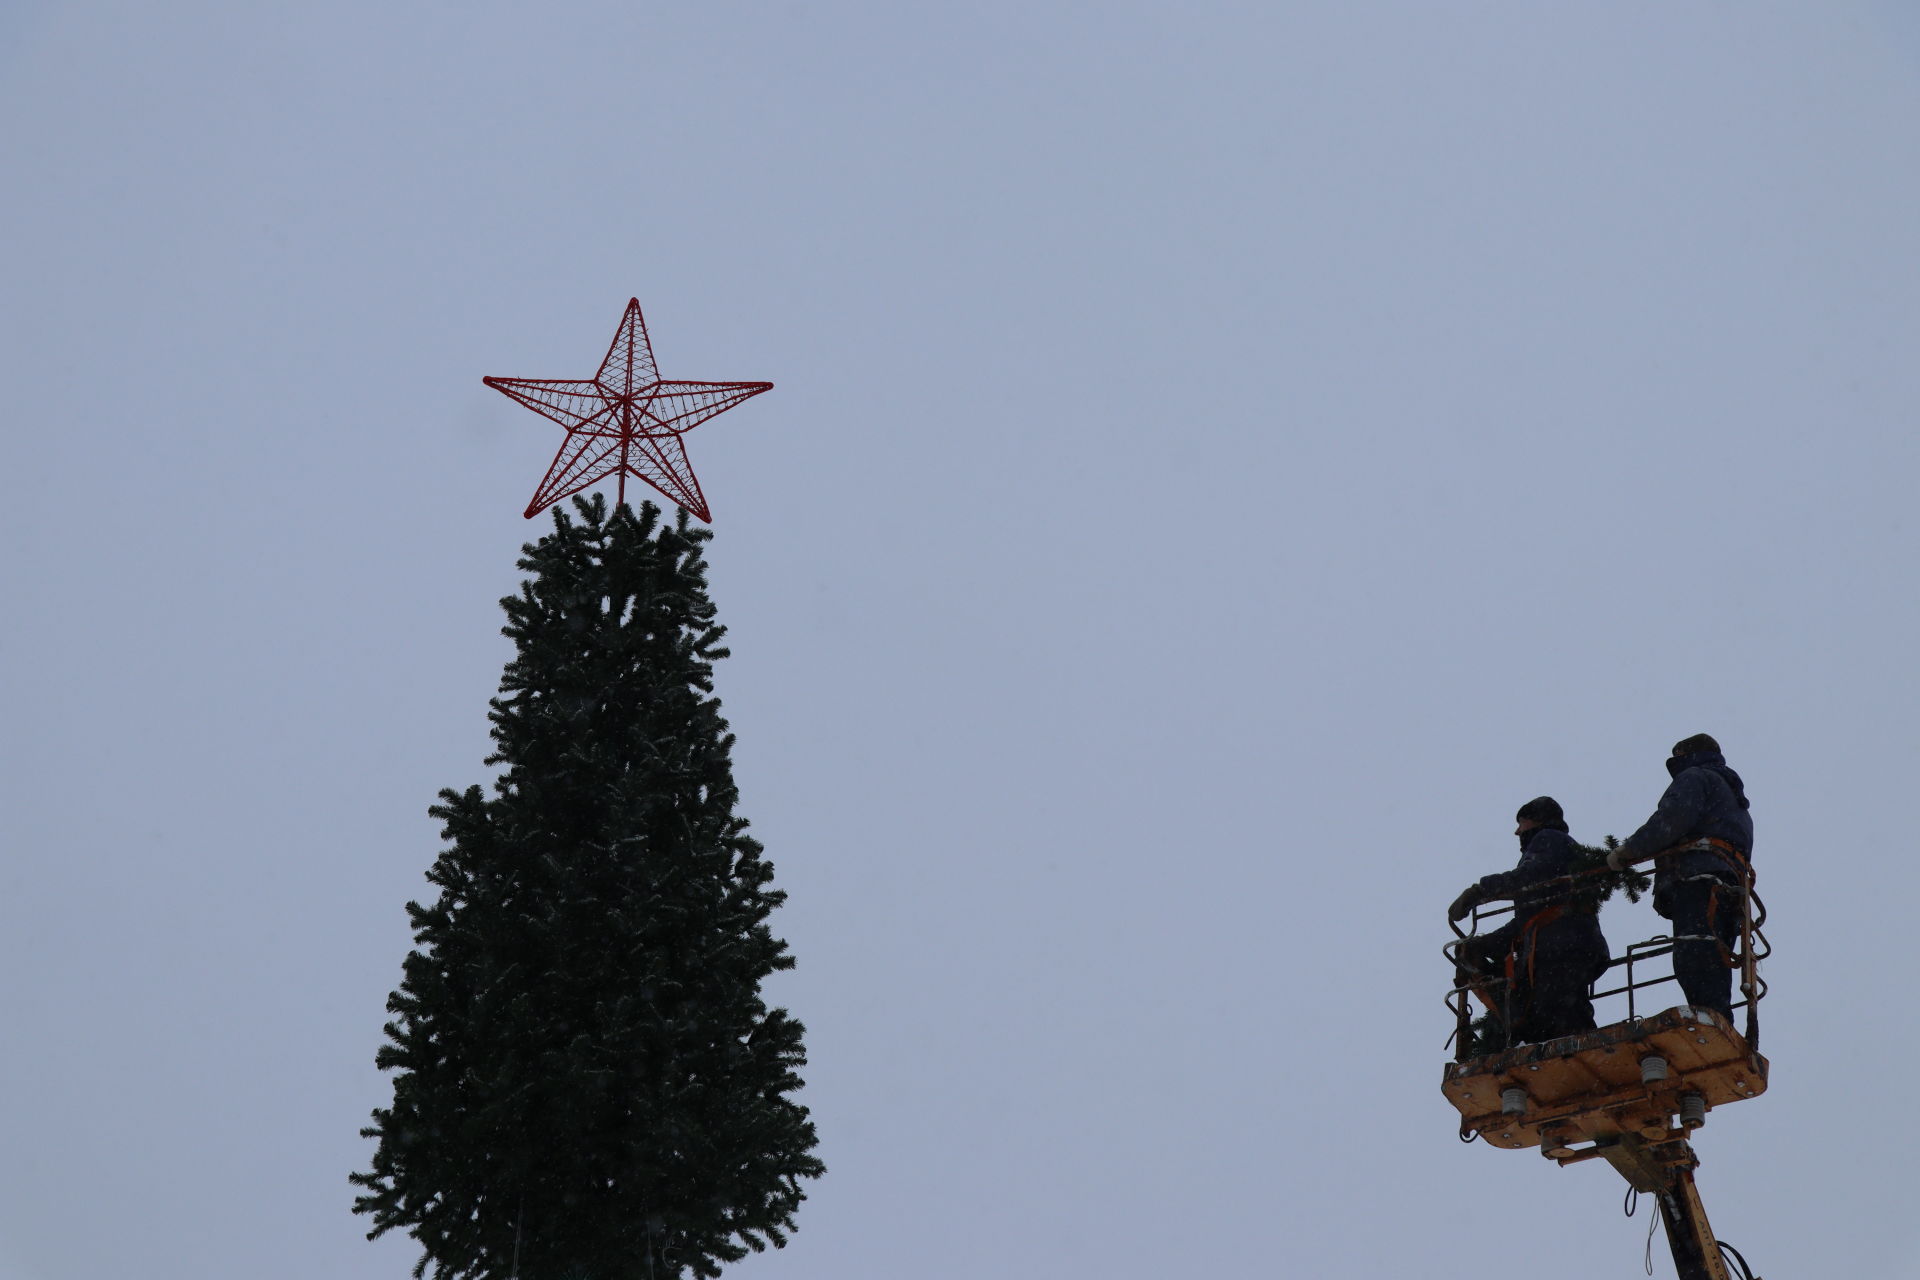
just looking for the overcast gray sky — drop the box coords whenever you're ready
[3,3,1917,1277]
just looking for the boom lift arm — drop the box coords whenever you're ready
[1575,1133,1742,1280]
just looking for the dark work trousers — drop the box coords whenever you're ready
[1662,876,1741,1019]
[1458,922,1518,980]
[1460,916,1607,1047]
[1511,917,1609,1043]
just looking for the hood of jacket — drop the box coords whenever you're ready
[1667,748,1750,811]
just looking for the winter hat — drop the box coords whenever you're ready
[1671,733,1721,758]
[1515,796,1565,827]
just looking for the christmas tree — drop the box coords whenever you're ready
[353,496,823,1280]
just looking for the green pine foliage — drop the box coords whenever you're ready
[1570,836,1652,908]
[352,497,823,1280]
[1463,1011,1508,1060]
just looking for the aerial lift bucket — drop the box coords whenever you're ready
[1441,1005,1766,1154]
[1441,856,1770,1280]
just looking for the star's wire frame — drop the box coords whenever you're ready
[485,299,771,520]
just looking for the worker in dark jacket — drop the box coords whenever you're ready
[1608,733,1753,1021]
[1450,797,1612,1046]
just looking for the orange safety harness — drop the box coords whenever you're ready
[1502,903,1567,993]
[1681,835,1750,873]
[1657,836,1752,969]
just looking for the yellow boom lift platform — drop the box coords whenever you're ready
[1442,848,1770,1280]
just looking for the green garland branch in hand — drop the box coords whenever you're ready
[1568,835,1652,907]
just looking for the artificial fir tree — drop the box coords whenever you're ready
[353,496,822,1280]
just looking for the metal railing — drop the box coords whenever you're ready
[1443,847,1768,1063]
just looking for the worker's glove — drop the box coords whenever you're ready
[1448,886,1484,922]
[1606,847,1629,872]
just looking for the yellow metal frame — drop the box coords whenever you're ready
[1441,1005,1766,1151]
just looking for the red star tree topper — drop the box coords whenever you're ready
[484,299,771,520]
